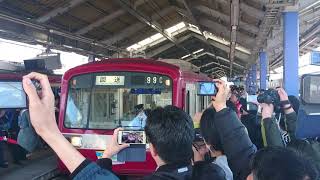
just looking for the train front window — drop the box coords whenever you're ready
[64,72,173,129]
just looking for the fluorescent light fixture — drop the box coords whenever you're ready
[166,22,186,34]
[181,54,191,59]
[150,33,163,40]
[188,23,200,31]
[126,22,187,51]
[192,48,204,54]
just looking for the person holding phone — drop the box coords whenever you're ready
[22,72,122,180]
[98,105,226,180]
[195,80,257,180]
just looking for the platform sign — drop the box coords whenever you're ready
[310,51,320,66]
[95,76,125,85]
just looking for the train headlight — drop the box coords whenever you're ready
[70,136,82,147]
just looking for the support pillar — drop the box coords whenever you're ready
[283,10,299,96]
[251,64,257,93]
[259,52,268,90]
[246,65,257,95]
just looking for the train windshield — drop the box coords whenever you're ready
[64,72,173,129]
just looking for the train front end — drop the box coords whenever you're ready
[57,59,179,176]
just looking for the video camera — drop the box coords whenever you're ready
[257,89,281,112]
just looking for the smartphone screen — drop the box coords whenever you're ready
[197,82,217,96]
[118,131,146,144]
[0,81,27,108]
[247,95,258,103]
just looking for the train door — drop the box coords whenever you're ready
[196,95,212,112]
[185,83,196,117]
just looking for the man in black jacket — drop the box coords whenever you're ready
[96,105,226,180]
[239,98,263,149]
[206,80,257,180]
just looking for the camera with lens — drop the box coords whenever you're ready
[257,89,281,110]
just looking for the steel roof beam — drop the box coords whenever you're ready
[195,5,259,35]
[229,0,240,77]
[186,52,245,69]
[101,6,175,45]
[75,0,146,35]
[102,22,144,44]
[36,0,86,23]
[147,32,250,61]
[214,0,264,20]
[205,64,241,74]
[0,12,125,54]
[76,10,125,35]
[190,33,250,61]
[146,33,194,57]
[114,0,191,53]
[114,0,176,42]
[179,0,208,39]
[199,18,255,49]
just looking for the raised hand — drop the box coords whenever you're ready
[277,88,289,101]
[22,72,58,136]
[260,103,274,119]
[102,128,130,159]
[211,79,229,112]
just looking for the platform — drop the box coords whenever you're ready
[0,149,59,180]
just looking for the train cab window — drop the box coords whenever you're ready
[64,72,173,129]
[199,96,205,111]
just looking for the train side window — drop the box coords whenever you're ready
[200,96,205,111]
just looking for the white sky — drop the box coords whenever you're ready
[0,38,88,74]
[270,46,320,80]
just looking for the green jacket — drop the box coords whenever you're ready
[260,112,297,147]
[261,112,320,171]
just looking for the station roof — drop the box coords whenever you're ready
[0,0,318,77]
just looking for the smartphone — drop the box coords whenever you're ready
[118,130,146,144]
[197,82,217,96]
[0,81,27,108]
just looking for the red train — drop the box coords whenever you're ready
[57,58,212,176]
[0,72,61,88]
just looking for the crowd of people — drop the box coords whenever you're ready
[0,94,60,168]
[20,72,319,180]
[0,109,28,168]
